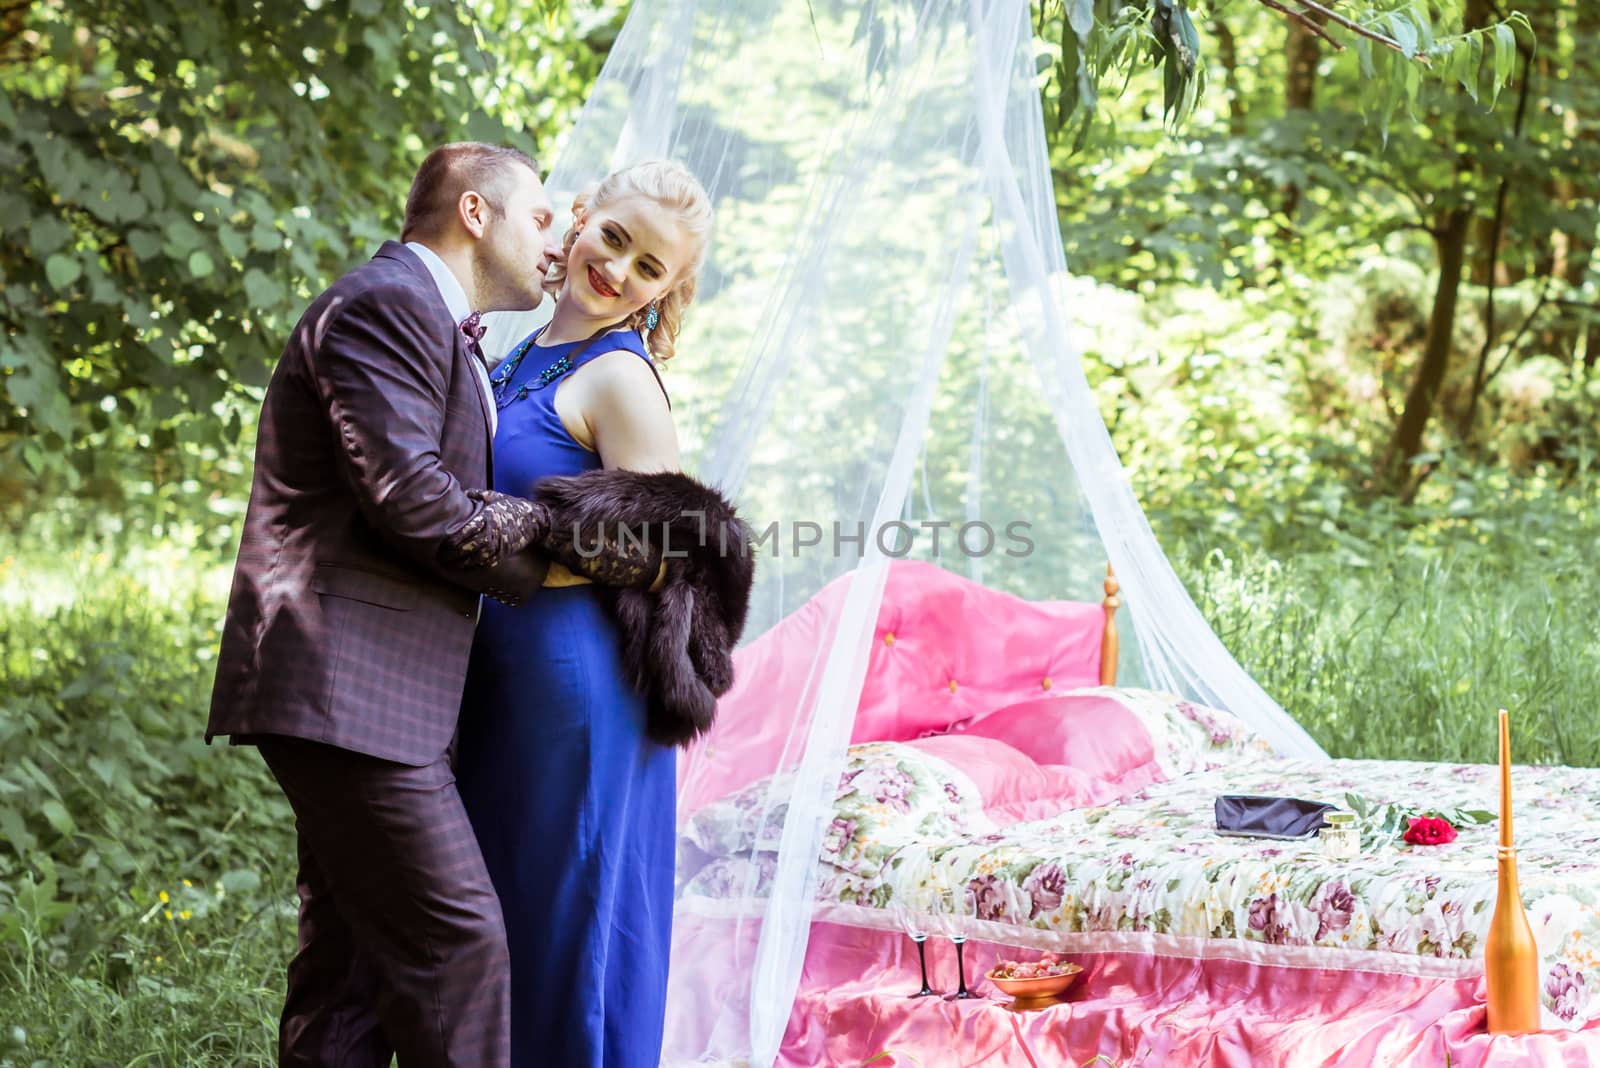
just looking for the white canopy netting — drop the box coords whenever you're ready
[482,0,1326,1063]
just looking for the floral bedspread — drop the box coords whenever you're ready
[680,734,1600,1027]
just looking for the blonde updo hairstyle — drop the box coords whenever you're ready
[549,159,713,365]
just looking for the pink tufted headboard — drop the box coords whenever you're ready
[844,560,1110,742]
[679,560,1117,813]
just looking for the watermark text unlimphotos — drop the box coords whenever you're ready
[567,516,1035,560]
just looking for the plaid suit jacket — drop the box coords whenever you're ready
[207,242,547,766]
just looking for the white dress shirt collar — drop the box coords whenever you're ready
[403,241,497,437]
[404,240,471,325]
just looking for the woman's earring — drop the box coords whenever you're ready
[644,302,659,332]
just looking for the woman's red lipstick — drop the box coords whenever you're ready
[588,265,618,298]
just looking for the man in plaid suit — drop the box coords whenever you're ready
[207,143,562,1067]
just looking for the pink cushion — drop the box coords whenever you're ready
[900,735,1092,815]
[956,694,1158,788]
[901,734,1106,824]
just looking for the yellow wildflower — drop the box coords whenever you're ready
[159,891,169,903]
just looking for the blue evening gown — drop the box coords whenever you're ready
[456,328,677,1068]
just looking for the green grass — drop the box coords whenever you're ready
[1179,525,1600,768]
[0,554,293,1066]
[1,503,1596,1065]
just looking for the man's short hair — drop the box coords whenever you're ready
[401,143,540,242]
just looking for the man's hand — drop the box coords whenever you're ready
[437,489,551,570]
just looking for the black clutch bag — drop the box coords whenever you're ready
[1214,795,1337,840]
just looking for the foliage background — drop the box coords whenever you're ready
[1,0,1596,1063]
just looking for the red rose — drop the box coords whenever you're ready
[1403,816,1458,846]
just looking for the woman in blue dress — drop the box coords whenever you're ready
[455,160,715,1068]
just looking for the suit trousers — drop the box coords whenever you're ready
[256,737,510,1068]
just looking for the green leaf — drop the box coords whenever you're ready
[1460,36,1481,103]
[45,253,82,290]
[1490,24,1517,107]
[250,220,284,252]
[1379,51,1405,144]
[1495,24,1516,78]
[29,216,71,256]
[220,869,262,895]
[0,805,34,855]
[188,249,215,279]
[57,673,96,700]
[1066,0,1093,36]
[30,136,84,200]
[39,800,75,838]
[20,440,44,474]
[128,229,164,261]
[88,756,119,786]
[218,225,249,260]
[138,165,167,212]
[165,219,204,255]
[1058,15,1083,132]
[112,189,149,224]
[362,26,396,64]
[1410,4,1434,52]
[1387,13,1418,58]
[243,268,283,308]
[1356,38,1375,81]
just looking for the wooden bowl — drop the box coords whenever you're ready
[985,963,1083,1010]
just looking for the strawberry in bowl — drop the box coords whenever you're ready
[985,952,1082,1010]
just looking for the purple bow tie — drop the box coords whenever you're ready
[459,311,488,366]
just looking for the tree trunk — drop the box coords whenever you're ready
[1471,216,1514,286]
[1213,13,1246,138]
[1522,0,1565,284]
[1386,208,1473,486]
[1285,17,1319,112]
[1380,0,1493,488]
[1563,0,1598,367]
[1281,12,1324,224]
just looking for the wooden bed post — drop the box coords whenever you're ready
[1100,563,1120,687]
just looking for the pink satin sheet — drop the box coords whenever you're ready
[773,922,1600,1067]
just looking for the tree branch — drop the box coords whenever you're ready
[1461,38,1534,436]
[1263,0,1433,64]
[1257,0,1344,51]
[1482,278,1553,389]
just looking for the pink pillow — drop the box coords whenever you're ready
[956,694,1158,788]
[901,734,1100,823]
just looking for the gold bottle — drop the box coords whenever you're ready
[1485,708,1541,1034]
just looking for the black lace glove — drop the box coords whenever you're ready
[438,489,551,570]
[537,518,664,590]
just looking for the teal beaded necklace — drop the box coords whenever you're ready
[489,323,624,410]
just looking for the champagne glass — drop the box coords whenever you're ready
[891,889,936,997]
[935,885,979,1000]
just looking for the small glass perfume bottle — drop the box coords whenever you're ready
[1320,811,1359,860]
